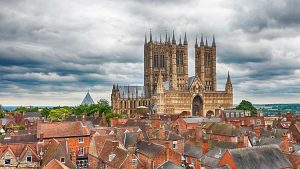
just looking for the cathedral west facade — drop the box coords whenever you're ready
[111,31,233,117]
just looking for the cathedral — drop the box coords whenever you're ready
[111,31,233,117]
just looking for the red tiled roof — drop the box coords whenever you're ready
[38,121,90,138]
[43,159,70,169]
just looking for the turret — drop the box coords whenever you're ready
[184,32,188,45]
[150,29,153,43]
[165,32,168,44]
[200,34,204,46]
[144,33,147,44]
[212,34,216,47]
[179,35,182,45]
[172,30,176,44]
[225,71,233,93]
[195,36,198,48]
[205,36,208,46]
[160,33,162,44]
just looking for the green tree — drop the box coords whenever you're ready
[73,99,112,116]
[48,108,71,122]
[236,100,257,116]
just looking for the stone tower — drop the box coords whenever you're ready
[195,35,217,91]
[144,30,188,96]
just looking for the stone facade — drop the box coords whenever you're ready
[111,31,233,117]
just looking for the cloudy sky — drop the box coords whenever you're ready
[1,0,300,106]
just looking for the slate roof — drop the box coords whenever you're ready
[201,147,226,167]
[38,121,90,138]
[0,134,37,144]
[182,117,222,124]
[156,160,182,169]
[43,159,70,169]
[81,91,95,105]
[24,112,42,118]
[183,143,203,159]
[227,144,292,169]
[124,132,140,148]
[136,141,164,158]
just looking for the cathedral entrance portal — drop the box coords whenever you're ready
[192,95,203,116]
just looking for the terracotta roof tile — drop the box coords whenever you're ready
[43,159,70,169]
[38,121,90,138]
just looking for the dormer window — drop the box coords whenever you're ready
[231,112,234,117]
[289,147,293,152]
[109,154,116,162]
[26,156,32,162]
[60,157,65,163]
[226,113,229,118]
[5,159,11,165]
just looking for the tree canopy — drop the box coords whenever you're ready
[235,100,257,116]
[47,108,71,122]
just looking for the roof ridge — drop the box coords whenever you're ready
[229,144,279,152]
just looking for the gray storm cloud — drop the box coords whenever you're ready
[0,0,300,105]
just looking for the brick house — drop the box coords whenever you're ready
[40,139,75,169]
[37,120,90,168]
[289,122,300,143]
[218,145,293,169]
[136,141,182,168]
[0,143,40,168]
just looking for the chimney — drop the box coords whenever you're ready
[195,125,203,142]
[110,118,118,127]
[94,112,99,119]
[255,127,261,137]
[39,132,44,142]
[82,113,86,127]
[202,137,209,154]
[112,140,119,151]
[165,141,170,161]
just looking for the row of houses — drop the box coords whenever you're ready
[0,109,299,168]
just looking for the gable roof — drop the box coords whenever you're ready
[43,159,70,169]
[203,122,240,137]
[24,112,42,118]
[81,91,95,105]
[41,139,75,169]
[156,160,182,169]
[38,121,90,138]
[227,144,292,169]
[136,141,164,158]
[184,143,203,159]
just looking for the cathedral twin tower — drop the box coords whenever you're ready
[111,30,233,117]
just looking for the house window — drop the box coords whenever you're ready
[5,159,11,165]
[289,147,293,152]
[60,157,65,163]
[26,156,32,162]
[241,112,244,117]
[226,113,229,118]
[78,147,84,156]
[250,120,255,125]
[256,119,261,125]
[172,141,178,149]
[236,113,239,117]
[78,137,84,143]
[132,159,137,166]
[242,120,245,125]
[231,112,234,117]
